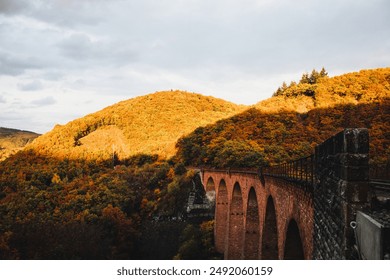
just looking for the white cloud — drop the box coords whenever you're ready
[17,80,43,91]
[30,96,56,106]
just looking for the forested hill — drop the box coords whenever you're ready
[27,90,247,161]
[0,127,40,161]
[176,68,390,168]
[256,67,390,113]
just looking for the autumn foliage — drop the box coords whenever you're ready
[0,67,389,259]
[0,151,199,259]
[27,90,246,161]
[177,68,390,167]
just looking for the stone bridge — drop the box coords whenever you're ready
[198,128,383,259]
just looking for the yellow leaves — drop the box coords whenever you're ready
[154,188,161,196]
[320,116,334,127]
[140,198,149,209]
[166,167,175,180]
[51,173,61,185]
[102,204,126,222]
[27,90,246,161]
[75,209,90,222]
[85,192,91,201]
[53,206,61,217]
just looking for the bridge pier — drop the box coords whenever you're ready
[243,188,260,259]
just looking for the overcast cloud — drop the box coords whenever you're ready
[0,0,389,133]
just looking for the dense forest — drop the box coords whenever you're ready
[0,67,389,259]
[0,152,217,259]
[176,101,389,167]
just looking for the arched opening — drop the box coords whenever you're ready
[227,182,244,259]
[205,177,216,204]
[206,177,215,192]
[215,179,228,253]
[261,196,278,259]
[244,187,260,259]
[283,219,304,260]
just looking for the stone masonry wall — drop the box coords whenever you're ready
[313,128,370,259]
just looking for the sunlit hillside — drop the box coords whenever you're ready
[28,90,247,160]
[0,127,40,161]
[177,68,390,167]
[256,67,390,113]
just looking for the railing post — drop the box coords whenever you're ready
[300,158,303,182]
[294,160,297,180]
[311,155,314,186]
[305,157,308,184]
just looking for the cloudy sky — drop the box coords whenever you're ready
[0,0,389,133]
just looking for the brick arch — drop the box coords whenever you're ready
[205,176,215,192]
[226,182,244,259]
[244,187,260,259]
[205,176,216,205]
[283,219,304,259]
[215,179,228,253]
[261,196,278,259]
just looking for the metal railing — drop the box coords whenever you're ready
[199,167,259,176]
[199,156,388,192]
[370,163,390,181]
[262,155,315,188]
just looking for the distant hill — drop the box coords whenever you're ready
[176,68,390,167]
[28,91,247,160]
[0,127,40,161]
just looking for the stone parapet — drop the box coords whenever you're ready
[314,128,370,259]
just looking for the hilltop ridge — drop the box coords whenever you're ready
[256,67,390,113]
[28,90,247,160]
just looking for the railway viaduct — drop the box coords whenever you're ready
[199,128,378,259]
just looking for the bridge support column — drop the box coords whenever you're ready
[215,180,228,253]
[244,188,260,259]
[314,128,370,259]
[226,183,244,259]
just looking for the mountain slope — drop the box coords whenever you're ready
[0,127,40,161]
[28,90,247,160]
[176,68,390,167]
